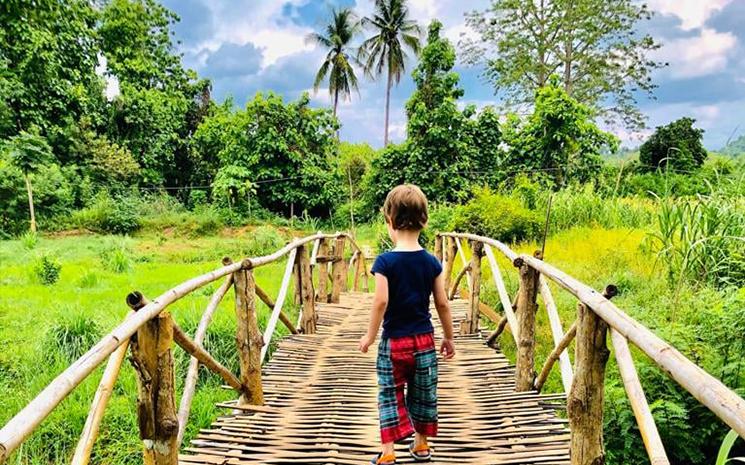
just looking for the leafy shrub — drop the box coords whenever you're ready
[244,225,285,257]
[45,314,102,362]
[34,253,62,285]
[71,193,140,234]
[188,189,208,208]
[76,270,99,288]
[640,117,707,171]
[100,242,132,273]
[449,188,542,242]
[20,230,38,250]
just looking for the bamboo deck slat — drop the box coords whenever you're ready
[180,293,569,464]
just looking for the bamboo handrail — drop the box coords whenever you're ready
[172,323,243,392]
[177,273,233,445]
[535,321,577,393]
[449,264,471,300]
[540,277,573,393]
[260,248,298,362]
[454,237,473,290]
[483,245,519,345]
[0,231,363,461]
[255,284,298,335]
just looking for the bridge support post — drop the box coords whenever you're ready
[514,252,541,391]
[297,244,317,334]
[443,237,457,297]
[233,263,264,406]
[330,235,347,303]
[126,292,179,465]
[463,240,484,334]
[568,290,613,465]
[434,235,443,262]
[316,239,330,303]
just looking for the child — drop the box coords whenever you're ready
[359,184,455,465]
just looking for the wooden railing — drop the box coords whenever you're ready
[0,232,369,465]
[436,232,745,465]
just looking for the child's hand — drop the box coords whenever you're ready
[359,334,375,353]
[440,338,455,360]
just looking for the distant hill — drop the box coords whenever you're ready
[720,133,745,156]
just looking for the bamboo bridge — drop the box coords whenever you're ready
[0,232,743,465]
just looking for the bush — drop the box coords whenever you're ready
[71,193,140,234]
[100,240,133,273]
[20,230,38,250]
[45,314,102,362]
[244,225,285,257]
[76,270,99,288]
[34,253,62,285]
[449,188,542,242]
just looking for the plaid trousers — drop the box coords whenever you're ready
[376,332,438,443]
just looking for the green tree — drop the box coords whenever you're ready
[502,76,618,187]
[639,117,707,172]
[307,8,361,118]
[360,0,422,146]
[461,0,664,130]
[3,130,54,232]
[364,21,502,209]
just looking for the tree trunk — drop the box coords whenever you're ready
[384,68,393,147]
[24,173,36,233]
[333,89,339,117]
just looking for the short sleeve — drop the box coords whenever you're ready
[431,253,443,278]
[371,254,388,276]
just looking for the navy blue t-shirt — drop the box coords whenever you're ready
[371,249,443,339]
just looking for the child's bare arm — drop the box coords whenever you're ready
[432,273,455,359]
[359,273,388,353]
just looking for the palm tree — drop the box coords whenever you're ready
[5,130,53,232]
[306,8,361,118]
[360,0,421,146]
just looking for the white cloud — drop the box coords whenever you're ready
[647,0,733,30]
[655,28,737,78]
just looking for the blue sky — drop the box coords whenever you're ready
[159,0,745,150]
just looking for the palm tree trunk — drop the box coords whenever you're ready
[384,68,393,147]
[333,90,339,117]
[24,172,37,233]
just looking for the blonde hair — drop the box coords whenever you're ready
[382,184,428,231]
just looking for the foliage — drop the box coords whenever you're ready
[716,429,744,465]
[100,241,132,273]
[3,129,54,175]
[244,225,286,257]
[359,0,422,145]
[501,77,618,187]
[70,192,141,235]
[34,253,62,285]
[544,185,655,231]
[461,0,664,130]
[639,117,708,172]
[307,8,361,116]
[212,165,255,209]
[45,314,102,362]
[68,118,140,186]
[364,21,501,211]
[647,194,745,288]
[720,133,745,157]
[192,93,341,216]
[450,188,542,242]
[20,231,38,250]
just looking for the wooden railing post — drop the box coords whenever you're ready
[126,291,178,465]
[434,235,443,262]
[232,261,264,406]
[443,237,457,297]
[568,287,614,465]
[514,251,541,391]
[316,238,330,303]
[462,240,483,334]
[330,235,347,303]
[297,244,317,334]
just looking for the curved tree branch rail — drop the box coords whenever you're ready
[0,232,369,465]
[436,232,745,465]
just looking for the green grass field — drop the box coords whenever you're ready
[0,224,741,463]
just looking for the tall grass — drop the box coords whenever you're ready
[647,194,745,289]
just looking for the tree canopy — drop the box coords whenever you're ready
[640,117,707,172]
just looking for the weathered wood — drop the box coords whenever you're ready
[535,321,577,393]
[254,284,298,335]
[315,239,330,303]
[457,286,501,324]
[449,264,471,300]
[463,241,484,335]
[260,248,297,363]
[486,316,510,348]
[514,252,541,392]
[443,237,457,292]
[297,244,317,334]
[540,277,573,393]
[484,245,519,345]
[292,254,302,305]
[610,328,670,465]
[455,238,472,290]
[569,299,609,465]
[172,323,243,392]
[330,235,347,303]
[177,270,233,446]
[434,235,443,262]
[126,291,178,465]
[233,267,264,406]
[71,316,132,465]
[440,232,519,262]
[521,254,745,439]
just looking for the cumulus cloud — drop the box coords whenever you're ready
[647,0,733,30]
[204,42,263,78]
[655,28,737,78]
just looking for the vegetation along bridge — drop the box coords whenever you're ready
[0,232,743,464]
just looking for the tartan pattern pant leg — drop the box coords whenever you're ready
[407,333,438,437]
[377,337,415,443]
